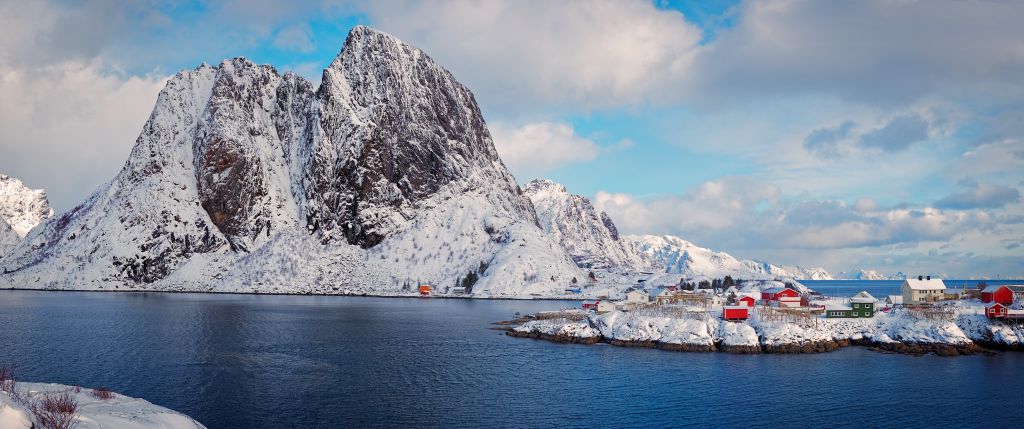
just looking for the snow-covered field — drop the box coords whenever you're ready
[0,383,205,429]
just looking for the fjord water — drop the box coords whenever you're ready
[1,289,1021,428]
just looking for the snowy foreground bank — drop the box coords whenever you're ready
[0,383,205,429]
[507,305,1024,356]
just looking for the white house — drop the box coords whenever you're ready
[597,300,617,314]
[902,276,946,304]
[886,295,903,305]
[648,287,673,303]
[625,290,648,304]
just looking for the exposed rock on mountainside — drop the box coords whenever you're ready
[0,26,580,296]
[0,219,17,257]
[524,179,650,270]
[0,174,53,238]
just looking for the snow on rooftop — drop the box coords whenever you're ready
[903,278,946,290]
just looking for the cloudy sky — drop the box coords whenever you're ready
[1,0,1022,277]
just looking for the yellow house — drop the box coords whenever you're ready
[901,276,945,304]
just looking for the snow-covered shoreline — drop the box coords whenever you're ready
[505,303,1024,356]
[0,382,205,429]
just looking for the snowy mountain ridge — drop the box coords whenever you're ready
[0,26,581,296]
[627,234,833,280]
[524,179,651,271]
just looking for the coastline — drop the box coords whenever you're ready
[503,328,994,356]
[499,306,1024,357]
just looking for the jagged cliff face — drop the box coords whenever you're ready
[525,179,650,270]
[0,174,53,238]
[0,26,577,295]
[0,219,17,257]
[305,27,528,247]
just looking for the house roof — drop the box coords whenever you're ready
[982,285,1010,293]
[763,286,788,294]
[887,295,903,304]
[738,295,756,301]
[723,305,748,310]
[903,278,946,290]
[851,291,876,303]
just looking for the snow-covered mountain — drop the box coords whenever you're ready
[628,234,833,280]
[0,174,53,238]
[0,26,581,296]
[524,179,650,270]
[833,269,907,280]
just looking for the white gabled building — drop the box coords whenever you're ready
[902,276,946,304]
[625,290,648,304]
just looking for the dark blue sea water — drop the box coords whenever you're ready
[1,289,1022,428]
[803,279,1022,298]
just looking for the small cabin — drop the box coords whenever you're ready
[737,295,756,307]
[625,290,649,304]
[723,306,749,321]
[649,287,673,303]
[597,300,617,314]
[761,287,800,302]
[825,291,876,318]
[451,286,467,295]
[885,295,903,306]
[987,303,1008,319]
[981,285,1014,305]
[582,300,600,311]
[419,285,432,296]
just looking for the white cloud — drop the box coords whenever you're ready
[685,0,1024,106]
[0,61,167,212]
[359,0,702,112]
[593,176,1023,276]
[490,122,600,181]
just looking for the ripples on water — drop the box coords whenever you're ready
[0,290,1021,428]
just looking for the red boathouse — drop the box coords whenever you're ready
[981,285,1014,305]
[723,306,749,321]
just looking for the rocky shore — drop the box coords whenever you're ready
[502,308,1022,356]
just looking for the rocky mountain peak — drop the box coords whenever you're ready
[525,178,649,270]
[523,179,567,195]
[307,25,524,247]
[0,174,53,238]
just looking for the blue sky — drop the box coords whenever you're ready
[0,0,1021,277]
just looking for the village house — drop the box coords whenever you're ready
[625,290,648,304]
[583,300,617,314]
[761,286,802,307]
[825,291,876,318]
[737,295,756,307]
[722,305,749,321]
[886,295,903,306]
[901,276,945,304]
[648,287,674,304]
[981,285,1014,305]
[597,300,617,314]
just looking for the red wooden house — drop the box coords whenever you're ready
[582,300,599,311]
[737,295,756,307]
[761,287,800,301]
[987,303,1008,319]
[723,306,749,321]
[981,285,1014,305]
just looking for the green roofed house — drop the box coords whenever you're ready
[825,291,877,318]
